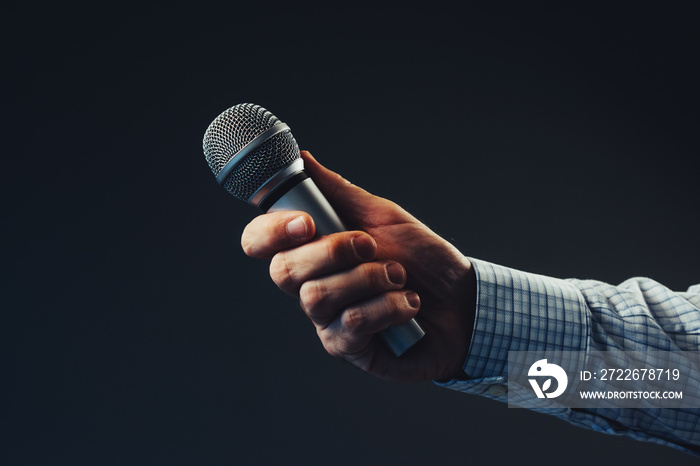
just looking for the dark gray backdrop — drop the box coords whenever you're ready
[4,1,699,464]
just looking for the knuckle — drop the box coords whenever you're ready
[319,332,342,358]
[241,216,275,258]
[324,234,346,264]
[319,331,351,359]
[240,228,257,257]
[269,253,295,292]
[343,305,367,332]
[299,280,327,319]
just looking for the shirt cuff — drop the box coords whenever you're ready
[437,258,590,396]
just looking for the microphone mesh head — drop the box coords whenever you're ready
[202,103,300,201]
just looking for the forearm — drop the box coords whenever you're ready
[438,258,700,454]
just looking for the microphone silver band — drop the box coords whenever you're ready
[215,122,291,185]
[248,158,305,206]
[258,171,309,212]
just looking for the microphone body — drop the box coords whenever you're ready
[267,175,346,235]
[203,103,425,356]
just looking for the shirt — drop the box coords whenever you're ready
[437,258,700,454]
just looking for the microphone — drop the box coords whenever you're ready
[202,103,425,356]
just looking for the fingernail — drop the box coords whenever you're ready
[286,216,308,240]
[386,262,406,285]
[352,235,376,261]
[405,291,421,309]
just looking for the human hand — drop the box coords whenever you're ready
[241,151,476,382]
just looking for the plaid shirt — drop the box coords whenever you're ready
[438,258,700,454]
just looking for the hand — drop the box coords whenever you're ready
[241,151,476,382]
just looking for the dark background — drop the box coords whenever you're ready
[4,1,699,464]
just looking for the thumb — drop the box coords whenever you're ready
[300,150,380,223]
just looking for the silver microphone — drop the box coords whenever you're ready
[202,103,425,356]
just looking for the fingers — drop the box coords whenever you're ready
[241,211,316,259]
[298,261,407,327]
[320,291,421,359]
[294,259,421,360]
[239,179,422,363]
[269,230,378,295]
[342,291,421,336]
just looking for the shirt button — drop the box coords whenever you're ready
[487,384,508,397]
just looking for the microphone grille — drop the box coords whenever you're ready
[203,103,300,201]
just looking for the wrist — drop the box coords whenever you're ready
[442,256,477,380]
[460,256,478,366]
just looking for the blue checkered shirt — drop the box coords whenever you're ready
[437,258,700,454]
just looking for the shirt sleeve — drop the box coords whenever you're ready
[436,257,700,454]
